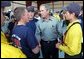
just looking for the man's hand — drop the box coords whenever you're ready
[56,42,61,48]
[38,43,41,48]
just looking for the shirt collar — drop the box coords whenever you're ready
[42,16,53,22]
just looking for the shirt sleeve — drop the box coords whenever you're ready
[27,28,39,49]
[35,22,41,43]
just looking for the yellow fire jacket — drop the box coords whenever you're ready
[1,31,27,58]
[59,20,82,56]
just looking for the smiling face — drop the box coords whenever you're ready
[39,5,49,19]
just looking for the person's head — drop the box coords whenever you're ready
[63,3,81,21]
[39,4,50,19]
[59,10,66,20]
[27,6,35,20]
[59,11,62,19]
[1,1,11,26]
[14,7,29,23]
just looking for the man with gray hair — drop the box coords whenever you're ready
[35,4,59,58]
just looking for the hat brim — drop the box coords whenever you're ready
[1,1,11,7]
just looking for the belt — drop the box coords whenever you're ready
[41,39,57,43]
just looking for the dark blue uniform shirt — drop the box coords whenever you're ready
[26,18,38,34]
[11,25,39,57]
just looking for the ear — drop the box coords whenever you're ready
[46,9,49,14]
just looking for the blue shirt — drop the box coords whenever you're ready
[35,16,59,42]
[56,20,68,39]
[11,25,39,57]
[26,18,38,34]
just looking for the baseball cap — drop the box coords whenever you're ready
[1,1,11,7]
[63,3,81,16]
[27,6,35,12]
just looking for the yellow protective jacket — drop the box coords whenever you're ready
[1,31,9,44]
[59,20,82,56]
[1,31,27,58]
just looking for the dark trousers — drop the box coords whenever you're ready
[65,53,82,58]
[27,53,40,58]
[24,51,40,58]
[41,40,58,58]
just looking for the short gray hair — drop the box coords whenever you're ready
[40,4,50,11]
[14,7,26,21]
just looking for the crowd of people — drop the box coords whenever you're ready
[1,1,83,58]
